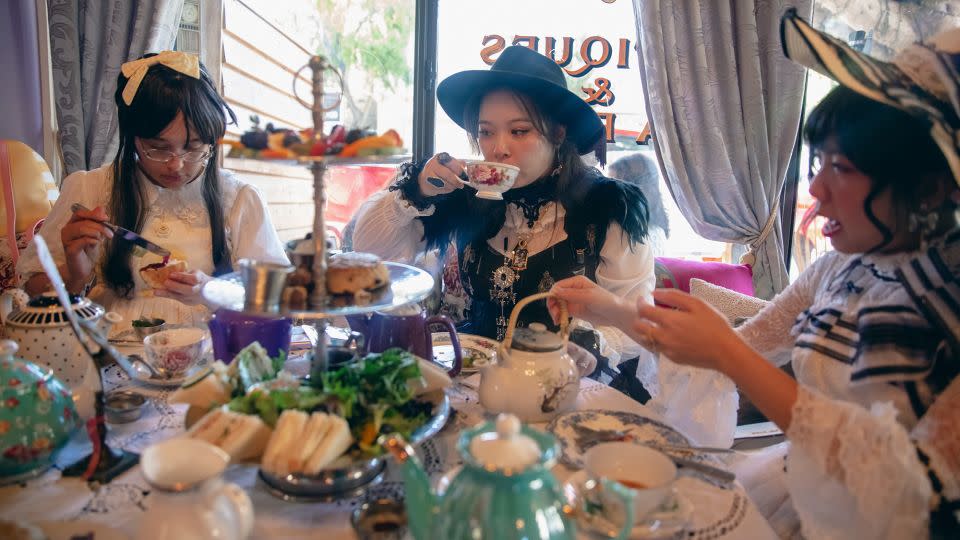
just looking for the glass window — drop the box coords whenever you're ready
[789,0,950,279]
[435,0,727,261]
[221,0,415,146]
[217,0,416,242]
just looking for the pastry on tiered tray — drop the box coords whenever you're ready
[281,251,390,308]
[325,252,390,296]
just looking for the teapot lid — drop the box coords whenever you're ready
[4,292,103,328]
[468,414,541,471]
[510,323,563,353]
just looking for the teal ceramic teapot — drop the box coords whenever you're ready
[0,339,79,483]
[382,413,634,540]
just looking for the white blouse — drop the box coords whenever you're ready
[736,241,960,538]
[17,165,289,330]
[352,188,656,365]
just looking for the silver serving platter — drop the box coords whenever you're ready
[202,261,434,320]
[258,390,450,501]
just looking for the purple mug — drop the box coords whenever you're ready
[208,308,292,363]
[346,308,463,377]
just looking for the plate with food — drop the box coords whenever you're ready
[174,344,452,500]
[201,257,434,318]
[547,410,690,468]
[432,333,496,374]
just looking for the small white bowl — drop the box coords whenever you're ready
[143,327,209,379]
[462,161,520,200]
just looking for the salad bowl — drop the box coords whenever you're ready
[258,389,451,500]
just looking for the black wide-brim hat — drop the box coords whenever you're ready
[437,45,604,155]
[781,8,960,187]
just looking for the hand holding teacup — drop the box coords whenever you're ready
[418,153,520,200]
[418,152,470,196]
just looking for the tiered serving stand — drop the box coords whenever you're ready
[202,54,447,500]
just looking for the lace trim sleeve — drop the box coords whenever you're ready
[786,385,934,539]
[388,159,435,215]
[737,253,837,364]
[353,168,432,264]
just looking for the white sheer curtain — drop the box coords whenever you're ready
[633,0,812,299]
[47,0,184,175]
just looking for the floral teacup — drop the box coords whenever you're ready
[143,328,210,379]
[462,161,520,200]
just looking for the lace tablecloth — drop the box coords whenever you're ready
[0,359,777,539]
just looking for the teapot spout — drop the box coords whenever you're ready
[98,311,122,337]
[381,434,437,540]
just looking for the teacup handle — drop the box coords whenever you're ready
[600,478,635,540]
[502,292,569,352]
[425,315,462,377]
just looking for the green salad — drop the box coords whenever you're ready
[228,348,432,455]
[131,317,165,327]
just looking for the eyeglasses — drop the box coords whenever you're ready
[141,146,212,164]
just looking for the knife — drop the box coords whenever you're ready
[70,203,171,259]
[33,235,158,379]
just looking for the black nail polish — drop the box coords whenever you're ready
[458,171,469,181]
[427,177,445,188]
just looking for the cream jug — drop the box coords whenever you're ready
[138,438,254,540]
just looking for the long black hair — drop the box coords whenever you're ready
[419,87,648,253]
[803,86,952,252]
[104,54,237,297]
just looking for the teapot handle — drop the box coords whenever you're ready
[503,292,568,352]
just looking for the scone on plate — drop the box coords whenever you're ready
[139,259,188,288]
[325,252,390,295]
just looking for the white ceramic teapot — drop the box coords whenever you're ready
[139,438,254,540]
[0,290,121,389]
[479,292,580,423]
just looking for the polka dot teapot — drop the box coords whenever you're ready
[0,290,121,389]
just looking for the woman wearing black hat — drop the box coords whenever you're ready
[353,45,655,380]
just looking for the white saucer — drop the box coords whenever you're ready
[37,520,129,540]
[562,471,692,539]
[129,359,211,388]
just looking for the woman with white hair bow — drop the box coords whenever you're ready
[17,51,288,328]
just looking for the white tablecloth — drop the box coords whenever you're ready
[0,358,778,540]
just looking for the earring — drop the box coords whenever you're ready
[550,147,563,176]
[908,203,939,249]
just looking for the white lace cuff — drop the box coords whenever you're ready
[394,191,435,217]
[786,386,932,539]
[650,355,738,447]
